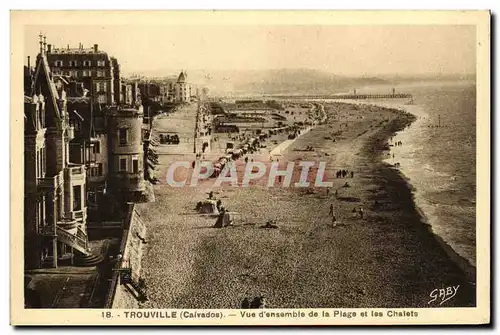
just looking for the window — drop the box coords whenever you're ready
[97,163,103,176]
[54,60,63,67]
[97,60,105,66]
[119,158,127,172]
[118,128,128,145]
[132,159,139,173]
[73,185,82,211]
[69,60,77,67]
[82,70,90,77]
[97,95,106,104]
[83,60,91,67]
[102,82,107,92]
[93,142,100,154]
[69,70,77,77]
[97,70,104,77]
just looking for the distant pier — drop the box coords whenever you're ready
[263,93,413,100]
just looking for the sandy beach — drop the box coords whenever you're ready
[135,102,475,309]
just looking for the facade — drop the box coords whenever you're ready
[24,36,150,269]
[174,71,191,103]
[24,45,101,269]
[107,106,147,202]
[46,43,118,105]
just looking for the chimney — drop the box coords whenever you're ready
[47,44,52,53]
[67,44,69,50]
[27,56,30,69]
[94,44,98,53]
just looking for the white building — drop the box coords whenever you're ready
[174,71,192,103]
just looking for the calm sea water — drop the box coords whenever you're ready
[359,81,477,267]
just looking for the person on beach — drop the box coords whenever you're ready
[326,188,330,197]
[241,298,250,309]
[332,214,337,227]
[329,203,334,216]
[350,171,354,178]
[359,207,364,219]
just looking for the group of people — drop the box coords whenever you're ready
[393,140,403,146]
[241,296,267,309]
[336,169,354,179]
[159,133,180,145]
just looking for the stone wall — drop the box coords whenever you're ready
[106,204,147,308]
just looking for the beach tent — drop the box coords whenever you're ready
[196,200,220,215]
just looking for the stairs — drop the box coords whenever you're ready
[56,225,90,256]
[74,253,104,267]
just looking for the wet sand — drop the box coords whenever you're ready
[136,102,475,308]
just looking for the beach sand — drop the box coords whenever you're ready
[135,102,475,309]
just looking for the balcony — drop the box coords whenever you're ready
[57,218,79,231]
[69,165,85,175]
[65,164,86,183]
[71,208,87,223]
[37,171,64,190]
[112,173,146,192]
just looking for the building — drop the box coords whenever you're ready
[46,42,118,105]
[106,105,147,202]
[47,38,149,207]
[24,36,151,269]
[24,39,102,269]
[174,71,191,103]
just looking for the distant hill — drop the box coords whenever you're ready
[129,68,389,97]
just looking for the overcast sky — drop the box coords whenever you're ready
[24,25,476,76]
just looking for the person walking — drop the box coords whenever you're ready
[359,207,364,219]
[329,203,334,216]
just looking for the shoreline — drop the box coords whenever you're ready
[350,99,477,281]
[357,104,475,304]
[132,101,475,308]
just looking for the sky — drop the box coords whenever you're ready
[24,25,476,77]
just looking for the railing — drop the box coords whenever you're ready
[72,209,85,221]
[37,171,64,190]
[57,218,79,231]
[69,165,85,175]
[39,225,56,236]
[56,226,89,255]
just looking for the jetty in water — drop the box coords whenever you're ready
[264,93,413,100]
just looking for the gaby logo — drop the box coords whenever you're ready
[428,285,460,305]
[165,160,333,188]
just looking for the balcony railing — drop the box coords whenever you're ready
[69,165,85,175]
[71,208,87,222]
[37,171,64,190]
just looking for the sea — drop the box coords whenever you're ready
[350,81,477,269]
